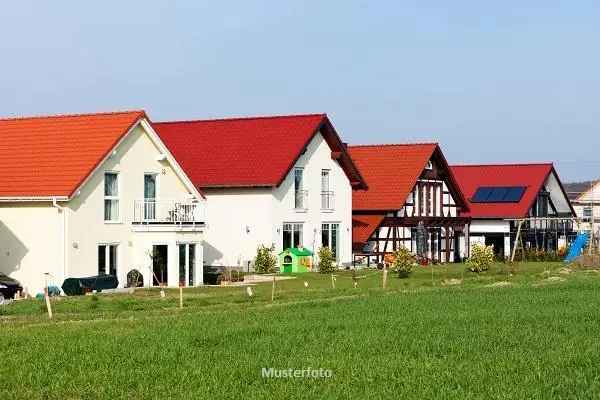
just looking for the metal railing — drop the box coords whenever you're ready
[294,190,308,210]
[321,191,335,210]
[133,199,205,224]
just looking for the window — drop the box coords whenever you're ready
[321,170,334,210]
[583,206,593,218]
[178,243,196,286]
[104,172,119,221]
[425,161,433,170]
[283,223,303,250]
[294,168,306,209]
[98,244,118,276]
[322,223,340,260]
[144,173,157,220]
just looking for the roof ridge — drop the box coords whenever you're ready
[451,162,553,168]
[349,142,438,148]
[0,109,145,122]
[154,113,326,125]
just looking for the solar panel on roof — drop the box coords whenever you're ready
[471,187,493,202]
[471,186,526,203]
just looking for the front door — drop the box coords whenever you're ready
[152,245,168,286]
[178,243,196,286]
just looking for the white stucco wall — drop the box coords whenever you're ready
[469,220,510,234]
[66,123,204,288]
[0,203,62,294]
[204,131,354,269]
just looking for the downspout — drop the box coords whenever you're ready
[52,197,68,285]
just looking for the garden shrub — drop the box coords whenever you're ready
[467,243,494,272]
[254,245,277,273]
[318,247,337,274]
[389,247,417,277]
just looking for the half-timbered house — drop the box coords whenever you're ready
[349,143,470,265]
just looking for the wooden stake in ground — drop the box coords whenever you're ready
[179,286,183,309]
[43,273,53,320]
[352,270,358,288]
[510,220,524,263]
[331,273,336,289]
[271,273,276,302]
[382,266,388,289]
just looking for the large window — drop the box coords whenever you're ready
[283,223,303,250]
[294,168,305,209]
[104,172,119,221]
[321,169,334,210]
[322,223,340,260]
[178,243,196,286]
[98,244,118,276]
[144,173,157,220]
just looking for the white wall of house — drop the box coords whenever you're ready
[203,131,353,269]
[0,203,62,294]
[67,123,204,289]
[0,122,205,295]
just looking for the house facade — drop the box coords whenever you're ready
[451,163,575,258]
[0,111,205,295]
[154,114,367,270]
[349,143,470,264]
[568,181,600,241]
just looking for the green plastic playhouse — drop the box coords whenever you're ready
[279,247,314,273]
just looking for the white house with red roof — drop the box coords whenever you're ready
[154,114,366,270]
[0,111,205,295]
[451,163,575,258]
[349,143,470,264]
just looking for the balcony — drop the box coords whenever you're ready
[321,191,335,211]
[294,190,308,211]
[133,199,205,226]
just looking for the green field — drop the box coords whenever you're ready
[3,262,600,399]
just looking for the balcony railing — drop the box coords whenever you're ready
[321,191,335,210]
[294,190,308,211]
[133,199,205,224]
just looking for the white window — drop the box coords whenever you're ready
[425,161,433,170]
[322,223,340,261]
[321,170,334,210]
[178,243,197,287]
[104,172,120,222]
[583,206,593,218]
[283,223,303,250]
[98,244,118,276]
[144,173,158,220]
[294,168,306,209]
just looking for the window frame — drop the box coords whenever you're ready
[104,171,121,223]
[321,222,340,261]
[282,222,304,250]
[98,243,119,276]
[294,168,306,210]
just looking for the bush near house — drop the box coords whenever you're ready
[318,247,337,274]
[389,247,418,278]
[254,245,277,273]
[467,243,494,272]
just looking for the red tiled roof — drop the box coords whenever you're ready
[0,110,146,198]
[352,214,384,249]
[450,163,554,218]
[153,114,366,189]
[348,143,438,211]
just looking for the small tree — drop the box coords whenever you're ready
[389,247,417,277]
[467,243,494,273]
[254,244,277,274]
[318,247,337,274]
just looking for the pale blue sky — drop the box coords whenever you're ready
[1,1,599,181]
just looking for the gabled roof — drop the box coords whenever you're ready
[352,214,385,250]
[153,114,366,189]
[348,143,467,211]
[0,110,146,199]
[450,163,572,218]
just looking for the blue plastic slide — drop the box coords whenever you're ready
[564,232,589,263]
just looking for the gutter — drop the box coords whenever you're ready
[52,198,68,285]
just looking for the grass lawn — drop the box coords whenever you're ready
[3,262,600,399]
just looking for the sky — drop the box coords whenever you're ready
[1,1,599,181]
